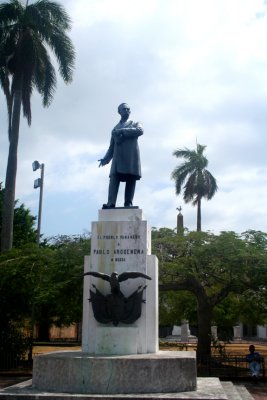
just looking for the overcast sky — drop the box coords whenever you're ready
[1,0,267,238]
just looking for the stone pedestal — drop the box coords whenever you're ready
[172,325,181,336]
[233,324,242,341]
[211,325,218,340]
[181,320,190,342]
[82,208,158,355]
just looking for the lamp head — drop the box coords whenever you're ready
[32,160,40,171]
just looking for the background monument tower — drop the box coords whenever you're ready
[177,206,184,235]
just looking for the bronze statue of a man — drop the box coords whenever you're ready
[99,103,143,209]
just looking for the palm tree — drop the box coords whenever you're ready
[0,0,75,251]
[171,144,218,232]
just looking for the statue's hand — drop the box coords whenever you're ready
[98,159,105,167]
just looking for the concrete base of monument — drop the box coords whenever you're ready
[31,351,196,395]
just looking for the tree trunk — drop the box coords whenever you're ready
[37,321,50,342]
[197,197,201,232]
[1,90,22,252]
[37,305,51,342]
[196,297,212,361]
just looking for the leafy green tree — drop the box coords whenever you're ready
[0,0,75,251]
[152,227,177,239]
[212,295,241,331]
[13,203,37,246]
[0,244,39,358]
[0,235,89,347]
[153,228,267,359]
[171,144,218,231]
[34,234,90,340]
[0,183,37,248]
[159,291,197,327]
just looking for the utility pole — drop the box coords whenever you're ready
[32,160,45,245]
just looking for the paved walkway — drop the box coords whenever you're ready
[0,376,29,389]
[240,382,267,400]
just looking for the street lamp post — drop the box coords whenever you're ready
[32,160,45,245]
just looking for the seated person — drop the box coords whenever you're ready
[246,345,261,379]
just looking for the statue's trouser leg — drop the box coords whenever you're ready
[108,174,120,206]
[124,177,136,206]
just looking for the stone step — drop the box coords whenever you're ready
[0,378,255,400]
[221,382,243,400]
[235,384,254,400]
[221,381,254,400]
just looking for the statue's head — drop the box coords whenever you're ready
[118,103,131,117]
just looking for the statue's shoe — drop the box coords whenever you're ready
[102,203,115,209]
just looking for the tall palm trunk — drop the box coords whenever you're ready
[1,89,22,251]
[197,197,201,232]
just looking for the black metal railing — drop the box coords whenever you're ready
[197,355,265,379]
[0,351,32,371]
[0,350,265,380]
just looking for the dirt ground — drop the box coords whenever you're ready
[159,342,267,357]
[30,341,267,356]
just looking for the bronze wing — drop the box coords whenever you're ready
[84,271,111,282]
[118,271,152,282]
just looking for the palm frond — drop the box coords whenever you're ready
[31,0,72,31]
[171,162,195,181]
[48,29,75,82]
[0,66,12,138]
[33,39,56,106]
[196,143,206,155]
[171,163,194,195]
[173,148,194,160]
[0,1,24,25]
[26,0,75,82]
[183,172,198,202]
[16,26,38,124]
[21,78,32,124]
[0,21,20,67]
[173,146,208,169]
[202,169,218,200]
